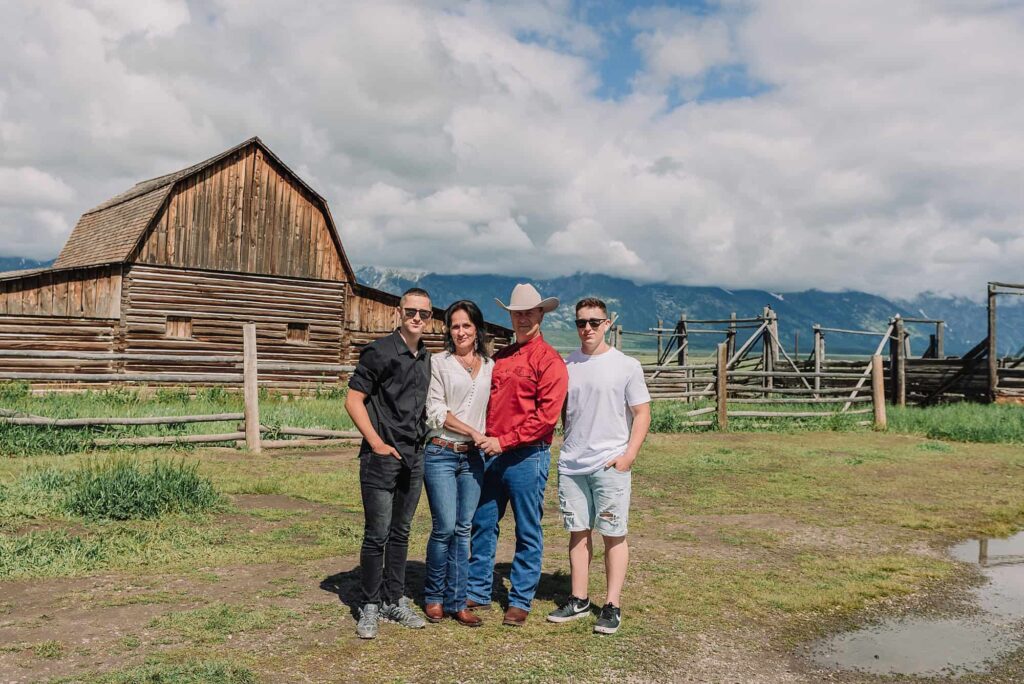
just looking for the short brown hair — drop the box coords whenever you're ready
[400,287,431,307]
[575,297,607,315]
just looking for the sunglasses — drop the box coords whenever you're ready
[403,308,433,321]
[575,318,608,329]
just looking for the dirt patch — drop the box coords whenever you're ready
[232,493,331,512]
[0,556,356,683]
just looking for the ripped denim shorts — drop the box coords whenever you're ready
[557,466,631,537]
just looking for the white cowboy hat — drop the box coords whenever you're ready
[496,283,559,313]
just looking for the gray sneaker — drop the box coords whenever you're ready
[381,597,426,629]
[546,595,592,623]
[356,603,379,639]
[594,602,621,634]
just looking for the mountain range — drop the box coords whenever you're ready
[356,266,1024,357]
[1,256,1018,356]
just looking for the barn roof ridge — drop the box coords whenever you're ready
[52,137,352,281]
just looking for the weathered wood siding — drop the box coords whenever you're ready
[122,264,345,388]
[0,266,121,318]
[0,315,117,384]
[135,146,346,281]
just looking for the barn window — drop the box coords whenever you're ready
[166,316,192,339]
[287,322,310,345]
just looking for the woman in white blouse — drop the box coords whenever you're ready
[422,300,493,627]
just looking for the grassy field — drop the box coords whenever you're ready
[3,381,1022,458]
[3,417,1024,681]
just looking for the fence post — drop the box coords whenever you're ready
[813,326,823,399]
[727,312,737,359]
[894,316,906,406]
[988,283,998,402]
[871,354,887,430]
[615,325,623,351]
[761,307,774,395]
[716,342,728,431]
[243,322,261,454]
[680,315,690,402]
[935,321,944,359]
[656,318,663,365]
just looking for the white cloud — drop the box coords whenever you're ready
[0,168,75,206]
[0,0,1022,299]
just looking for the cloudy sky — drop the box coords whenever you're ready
[1,0,1022,298]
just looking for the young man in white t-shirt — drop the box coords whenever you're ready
[547,297,651,634]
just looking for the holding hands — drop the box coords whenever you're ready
[474,432,502,457]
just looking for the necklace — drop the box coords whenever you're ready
[455,352,477,373]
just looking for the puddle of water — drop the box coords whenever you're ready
[808,531,1024,678]
[811,617,1014,678]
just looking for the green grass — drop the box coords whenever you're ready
[890,402,1024,443]
[33,639,64,659]
[66,458,223,521]
[0,383,354,456]
[54,657,258,684]
[150,602,301,644]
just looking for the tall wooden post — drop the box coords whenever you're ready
[656,318,663,365]
[891,316,906,406]
[871,354,887,430]
[935,321,945,359]
[677,314,688,366]
[794,330,799,360]
[988,283,998,402]
[761,307,774,395]
[615,325,623,351]
[678,314,690,404]
[769,309,780,367]
[243,322,261,454]
[813,326,824,399]
[727,312,737,359]
[716,342,728,431]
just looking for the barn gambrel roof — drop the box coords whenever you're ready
[52,137,355,281]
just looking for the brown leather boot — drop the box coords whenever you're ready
[502,606,528,627]
[451,609,483,627]
[423,603,445,623]
[466,599,491,611]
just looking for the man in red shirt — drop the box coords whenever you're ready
[467,283,569,627]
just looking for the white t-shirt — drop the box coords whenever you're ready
[559,347,651,476]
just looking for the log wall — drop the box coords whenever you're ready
[122,264,345,389]
[0,265,122,318]
[0,315,117,383]
[135,146,346,281]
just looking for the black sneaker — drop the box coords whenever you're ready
[594,603,621,634]
[546,595,592,623]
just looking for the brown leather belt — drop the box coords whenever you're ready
[430,436,474,453]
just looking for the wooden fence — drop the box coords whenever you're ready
[0,323,357,453]
[639,344,886,430]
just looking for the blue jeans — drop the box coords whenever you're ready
[423,442,484,613]
[467,444,551,612]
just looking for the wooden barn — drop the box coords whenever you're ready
[0,137,511,390]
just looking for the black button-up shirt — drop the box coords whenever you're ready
[348,328,431,461]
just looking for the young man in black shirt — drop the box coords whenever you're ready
[345,287,433,639]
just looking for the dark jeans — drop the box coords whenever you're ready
[467,444,551,612]
[423,442,484,613]
[359,449,424,606]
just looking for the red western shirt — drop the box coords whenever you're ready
[487,333,569,450]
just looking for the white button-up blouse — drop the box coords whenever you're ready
[425,351,494,443]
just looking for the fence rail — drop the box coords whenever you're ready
[0,323,358,452]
